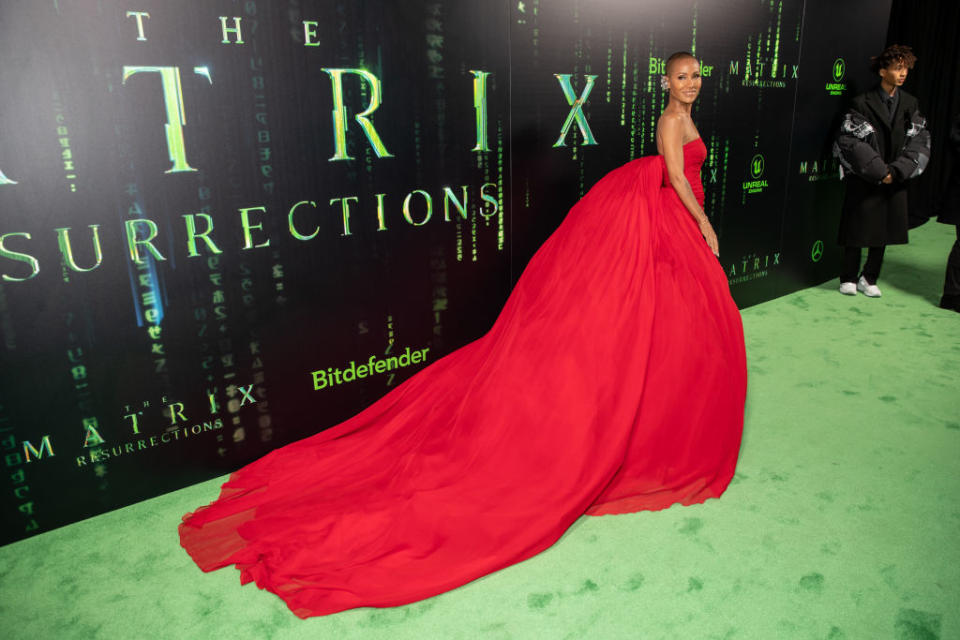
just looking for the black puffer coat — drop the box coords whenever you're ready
[833,87,930,247]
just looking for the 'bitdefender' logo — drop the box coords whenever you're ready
[648,57,715,77]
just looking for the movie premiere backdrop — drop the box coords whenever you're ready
[0,0,891,545]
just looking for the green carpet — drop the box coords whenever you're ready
[1,222,957,640]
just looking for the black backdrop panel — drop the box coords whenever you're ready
[0,0,511,545]
[508,0,810,306]
[780,0,894,291]
[0,0,889,545]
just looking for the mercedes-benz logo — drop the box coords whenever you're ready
[811,239,824,262]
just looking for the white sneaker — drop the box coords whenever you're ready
[857,276,882,298]
[839,281,857,295]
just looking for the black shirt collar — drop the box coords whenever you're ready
[877,85,898,102]
[876,85,899,120]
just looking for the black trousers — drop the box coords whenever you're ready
[841,246,886,284]
[944,224,960,296]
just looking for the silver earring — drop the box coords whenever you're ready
[660,76,669,91]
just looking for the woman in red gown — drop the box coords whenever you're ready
[179,51,746,618]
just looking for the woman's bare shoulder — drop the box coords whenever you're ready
[657,112,687,127]
[657,113,685,143]
[658,112,698,145]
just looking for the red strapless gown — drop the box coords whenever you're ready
[179,138,746,617]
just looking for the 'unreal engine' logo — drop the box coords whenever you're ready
[825,57,847,96]
[833,58,845,81]
[742,153,769,199]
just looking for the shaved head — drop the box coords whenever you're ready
[665,51,697,75]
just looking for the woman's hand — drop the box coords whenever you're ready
[881,172,893,184]
[699,219,719,257]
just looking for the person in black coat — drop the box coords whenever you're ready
[938,114,960,312]
[834,44,931,298]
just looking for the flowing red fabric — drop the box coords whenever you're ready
[179,139,746,618]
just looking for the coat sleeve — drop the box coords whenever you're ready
[888,108,931,182]
[833,108,888,183]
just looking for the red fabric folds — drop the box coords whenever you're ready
[179,139,746,617]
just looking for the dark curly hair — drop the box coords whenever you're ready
[870,44,917,73]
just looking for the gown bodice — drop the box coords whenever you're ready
[661,137,707,207]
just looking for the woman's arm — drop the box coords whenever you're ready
[660,115,719,255]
